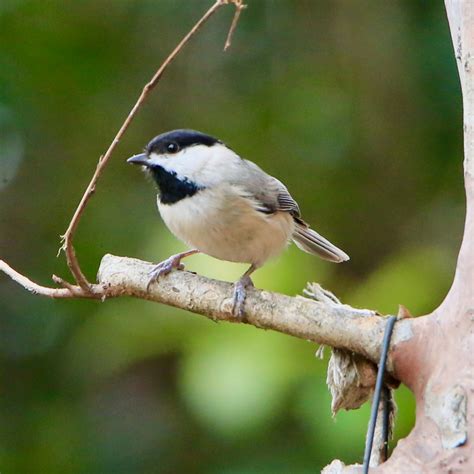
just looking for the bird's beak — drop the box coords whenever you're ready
[127,153,149,166]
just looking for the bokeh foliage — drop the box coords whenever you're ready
[0,1,463,472]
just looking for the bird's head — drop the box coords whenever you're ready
[127,129,227,186]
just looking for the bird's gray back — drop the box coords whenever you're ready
[232,159,301,218]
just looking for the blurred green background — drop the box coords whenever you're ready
[0,1,464,472]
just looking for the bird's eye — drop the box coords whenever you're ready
[167,142,179,154]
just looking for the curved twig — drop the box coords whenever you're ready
[59,0,245,291]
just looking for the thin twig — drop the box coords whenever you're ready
[0,260,100,299]
[60,0,238,291]
[51,274,89,296]
[224,0,247,51]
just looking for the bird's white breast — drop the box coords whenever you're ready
[157,184,294,267]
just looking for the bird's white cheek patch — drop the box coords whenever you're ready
[148,153,170,168]
[148,151,194,181]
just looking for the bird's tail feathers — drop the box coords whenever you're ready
[292,223,349,263]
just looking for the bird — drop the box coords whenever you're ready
[127,129,349,317]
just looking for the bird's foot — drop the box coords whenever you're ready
[146,254,186,291]
[232,275,254,319]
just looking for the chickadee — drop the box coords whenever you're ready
[128,129,349,317]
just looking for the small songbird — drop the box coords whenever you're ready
[128,129,349,316]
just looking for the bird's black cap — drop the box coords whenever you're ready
[146,129,220,155]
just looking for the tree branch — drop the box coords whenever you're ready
[96,254,411,368]
[1,252,412,373]
[445,0,474,179]
[444,0,474,308]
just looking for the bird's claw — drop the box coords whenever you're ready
[231,275,253,318]
[146,255,185,291]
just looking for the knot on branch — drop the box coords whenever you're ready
[304,283,379,413]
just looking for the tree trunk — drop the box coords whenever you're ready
[336,2,474,472]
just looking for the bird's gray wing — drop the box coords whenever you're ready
[237,159,302,217]
[231,159,349,262]
[275,184,301,217]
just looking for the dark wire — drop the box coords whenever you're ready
[380,385,391,461]
[362,315,397,474]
